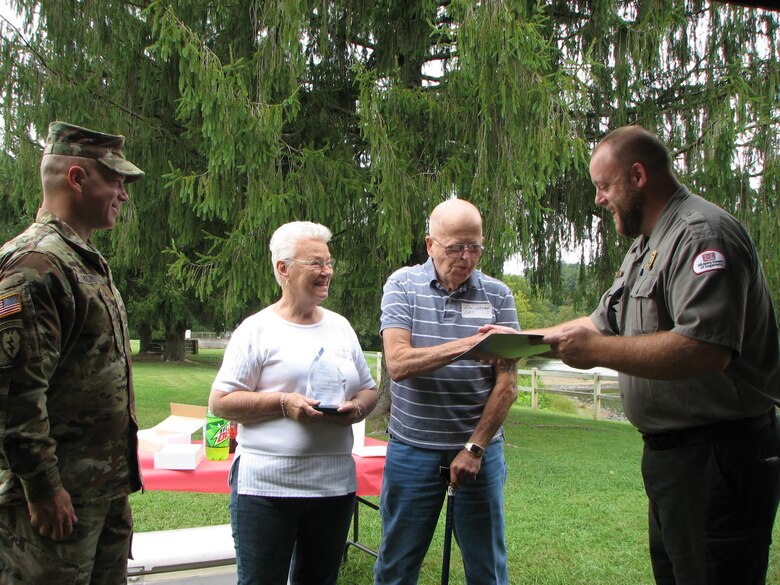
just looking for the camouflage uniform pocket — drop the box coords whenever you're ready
[0,515,80,585]
[98,288,125,356]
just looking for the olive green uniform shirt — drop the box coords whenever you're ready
[0,211,141,506]
[591,187,780,434]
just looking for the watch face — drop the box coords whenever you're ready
[466,443,484,457]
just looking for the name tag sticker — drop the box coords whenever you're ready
[692,250,726,275]
[461,303,492,319]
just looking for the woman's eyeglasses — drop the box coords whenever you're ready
[287,258,336,269]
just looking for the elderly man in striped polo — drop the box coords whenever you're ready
[374,198,520,585]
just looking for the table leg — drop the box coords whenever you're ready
[343,496,379,562]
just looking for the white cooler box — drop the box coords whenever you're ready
[127,524,236,584]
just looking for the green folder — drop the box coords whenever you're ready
[454,332,550,361]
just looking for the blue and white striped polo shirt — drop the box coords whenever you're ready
[380,258,520,450]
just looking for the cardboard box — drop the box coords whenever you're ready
[138,403,208,470]
[153,443,204,470]
[137,427,194,453]
[351,419,387,458]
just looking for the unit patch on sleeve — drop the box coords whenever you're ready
[0,320,22,364]
[692,250,727,275]
[0,292,22,319]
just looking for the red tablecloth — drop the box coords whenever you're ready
[139,438,386,497]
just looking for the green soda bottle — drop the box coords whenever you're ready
[204,410,230,461]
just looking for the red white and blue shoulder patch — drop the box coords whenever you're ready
[0,292,22,319]
[692,250,727,275]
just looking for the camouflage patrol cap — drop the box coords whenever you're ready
[43,121,145,183]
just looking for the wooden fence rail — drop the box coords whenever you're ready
[369,352,620,421]
[518,368,620,420]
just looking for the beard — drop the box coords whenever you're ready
[614,181,644,238]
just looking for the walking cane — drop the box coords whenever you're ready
[439,466,456,585]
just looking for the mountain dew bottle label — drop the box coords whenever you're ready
[204,411,230,461]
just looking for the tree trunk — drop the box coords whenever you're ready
[163,323,187,362]
[375,352,392,416]
[138,322,154,353]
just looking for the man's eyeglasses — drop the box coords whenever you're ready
[286,258,336,270]
[430,237,484,258]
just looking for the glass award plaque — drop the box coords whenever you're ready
[306,347,347,414]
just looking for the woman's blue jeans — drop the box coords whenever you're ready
[229,457,355,585]
[373,438,509,585]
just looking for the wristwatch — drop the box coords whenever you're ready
[464,442,484,458]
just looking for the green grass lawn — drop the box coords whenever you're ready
[130,347,780,584]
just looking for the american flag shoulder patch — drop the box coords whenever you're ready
[0,292,22,319]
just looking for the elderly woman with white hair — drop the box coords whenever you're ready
[208,221,378,585]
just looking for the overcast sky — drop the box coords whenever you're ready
[1,1,21,28]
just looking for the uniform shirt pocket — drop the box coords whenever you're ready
[628,276,660,334]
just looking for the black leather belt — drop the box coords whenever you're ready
[642,409,776,451]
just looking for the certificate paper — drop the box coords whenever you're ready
[453,332,550,361]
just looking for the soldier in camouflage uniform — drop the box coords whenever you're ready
[0,122,144,585]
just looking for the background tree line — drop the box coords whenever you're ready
[1,0,777,359]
